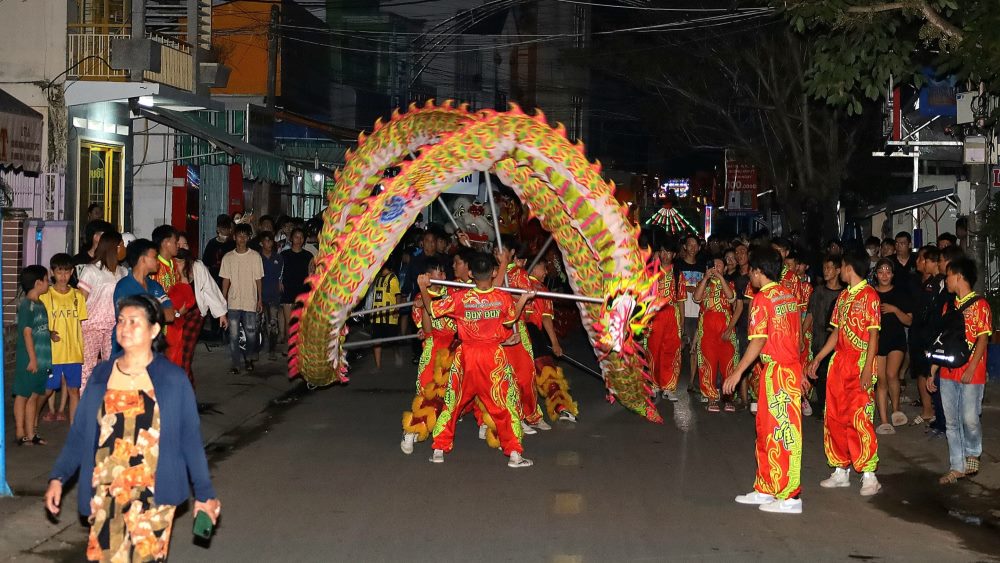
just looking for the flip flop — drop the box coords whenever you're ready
[31,435,48,446]
[16,436,32,447]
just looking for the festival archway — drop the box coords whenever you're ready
[291,102,663,422]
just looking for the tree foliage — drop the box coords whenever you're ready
[781,0,1000,113]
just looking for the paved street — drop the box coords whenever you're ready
[179,334,999,562]
[5,332,1000,562]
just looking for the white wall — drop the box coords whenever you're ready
[0,0,67,171]
[131,118,174,238]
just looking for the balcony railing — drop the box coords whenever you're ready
[66,26,194,92]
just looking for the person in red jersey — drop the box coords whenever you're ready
[648,238,686,402]
[807,249,882,497]
[693,256,739,412]
[724,248,804,514]
[419,252,536,468]
[400,257,457,454]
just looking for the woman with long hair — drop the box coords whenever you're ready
[46,294,220,561]
[165,249,201,385]
[873,258,912,434]
[76,231,127,391]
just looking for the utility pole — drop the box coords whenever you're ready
[266,4,279,109]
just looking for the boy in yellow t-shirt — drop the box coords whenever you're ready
[40,253,88,422]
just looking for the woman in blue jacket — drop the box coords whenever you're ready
[45,293,221,561]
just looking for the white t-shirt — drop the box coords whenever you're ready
[77,263,128,325]
[219,249,264,312]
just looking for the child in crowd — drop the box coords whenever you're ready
[39,254,87,424]
[14,265,52,446]
[369,257,402,369]
[259,231,284,360]
[927,258,991,485]
[724,248,804,514]
[419,252,535,468]
[808,249,882,497]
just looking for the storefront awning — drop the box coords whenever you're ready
[133,103,287,183]
[0,88,43,174]
[886,188,956,216]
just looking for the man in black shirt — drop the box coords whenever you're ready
[910,245,944,427]
[203,214,236,288]
[890,231,917,292]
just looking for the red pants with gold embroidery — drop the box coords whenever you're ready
[648,306,683,392]
[506,327,543,424]
[753,360,803,499]
[697,311,738,401]
[823,350,879,473]
[432,345,524,455]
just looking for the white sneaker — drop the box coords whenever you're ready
[734,491,775,505]
[508,451,534,468]
[558,410,577,422]
[478,424,488,440]
[521,421,538,435]
[429,449,444,464]
[400,433,416,455]
[860,472,881,496]
[891,411,908,427]
[801,400,813,417]
[664,390,678,402]
[876,423,896,435]
[759,498,802,514]
[820,467,850,488]
[532,419,552,431]
[750,402,758,414]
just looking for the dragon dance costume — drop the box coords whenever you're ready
[746,265,804,403]
[504,264,544,425]
[697,277,738,402]
[525,274,579,420]
[401,288,457,444]
[747,282,803,500]
[824,281,880,473]
[647,263,685,394]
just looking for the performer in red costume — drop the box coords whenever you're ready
[502,240,547,433]
[647,238,685,401]
[693,256,739,412]
[725,248,804,514]
[419,252,536,468]
[808,249,882,497]
[400,257,457,454]
[525,259,579,422]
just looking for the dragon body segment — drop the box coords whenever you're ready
[294,104,663,422]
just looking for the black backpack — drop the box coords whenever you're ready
[924,296,984,368]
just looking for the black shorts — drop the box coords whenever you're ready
[371,323,400,340]
[877,332,907,357]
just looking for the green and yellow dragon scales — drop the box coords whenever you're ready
[292,103,663,422]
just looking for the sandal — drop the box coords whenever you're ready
[707,400,721,413]
[911,415,934,426]
[965,456,980,476]
[16,436,32,447]
[31,434,47,446]
[939,470,965,485]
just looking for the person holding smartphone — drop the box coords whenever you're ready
[693,256,739,412]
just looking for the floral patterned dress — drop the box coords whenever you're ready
[87,366,175,562]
